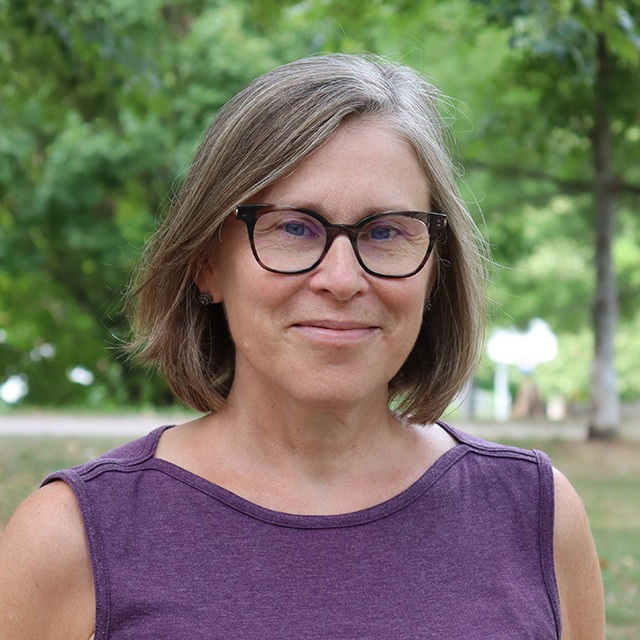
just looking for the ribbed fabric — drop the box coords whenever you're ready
[43,422,561,639]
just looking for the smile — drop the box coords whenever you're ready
[291,321,380,344]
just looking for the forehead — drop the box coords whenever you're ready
[251,120,430,218]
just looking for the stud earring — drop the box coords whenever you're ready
[198,292,213,306]
[425,298,432,311]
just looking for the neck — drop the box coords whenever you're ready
[194,390,428,515]
[181,366,443,515]
[216,382,401,480]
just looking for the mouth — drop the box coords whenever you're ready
[291,320,380,344]
[296,320,376,330]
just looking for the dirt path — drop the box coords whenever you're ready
[0,411,195,437]
[2,410,638,441]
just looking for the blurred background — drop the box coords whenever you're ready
[1,0,639,432]
[0,1,639,635]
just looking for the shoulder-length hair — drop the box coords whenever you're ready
[126,53,487,424]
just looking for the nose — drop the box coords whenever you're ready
[308,235,369,300]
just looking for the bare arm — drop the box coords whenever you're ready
[553,468,605,640]
[0,482,95,640]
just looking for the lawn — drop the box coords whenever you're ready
[0,431,638,638]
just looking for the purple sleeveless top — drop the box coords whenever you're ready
[43,422,561,639]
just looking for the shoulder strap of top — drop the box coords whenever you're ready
[533,448,563,638]
[40,426,171,640]
[43,466,112,638]
[437,421,562,637]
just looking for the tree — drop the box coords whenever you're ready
[470,0,640,437]
[0,0,304,407]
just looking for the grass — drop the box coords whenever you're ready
[1,432,639,638]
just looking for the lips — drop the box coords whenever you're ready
[290,319,380,344]
[295,320,377,331]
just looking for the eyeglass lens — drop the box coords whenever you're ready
[251,208,433,277]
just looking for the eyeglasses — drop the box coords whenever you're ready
[235,204,447,279]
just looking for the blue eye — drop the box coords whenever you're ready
[366,223,402,241]
[283,221,308,237]
[276,214,323,239]
[369,225,395,240]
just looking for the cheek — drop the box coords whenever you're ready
[219,272,295,346]
[388,277,428,316]
[395,282,429,342]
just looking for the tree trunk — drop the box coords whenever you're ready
[588,26,620,440]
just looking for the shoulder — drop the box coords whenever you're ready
[0,481,89,576]
[38,426,170,490]
[0,482,95,639]
[438,422,541,465]
[552,468,605,640]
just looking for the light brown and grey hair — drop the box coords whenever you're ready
[126,53,487,423]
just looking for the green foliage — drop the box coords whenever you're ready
[0,0,306,407]
[466,0,640,257]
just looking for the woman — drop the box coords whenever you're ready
[0,54,604,639]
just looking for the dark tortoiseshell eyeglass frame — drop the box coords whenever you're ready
[235,204,447,278]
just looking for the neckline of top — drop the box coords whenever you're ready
[140,421,472,529]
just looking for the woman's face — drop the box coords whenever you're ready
[198,119,434,412]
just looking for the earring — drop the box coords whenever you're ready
[198,292,213,306]
[425,298,432,311]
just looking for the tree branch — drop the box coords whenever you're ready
[464,160,640,197]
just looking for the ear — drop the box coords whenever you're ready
[193,256,224,304]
